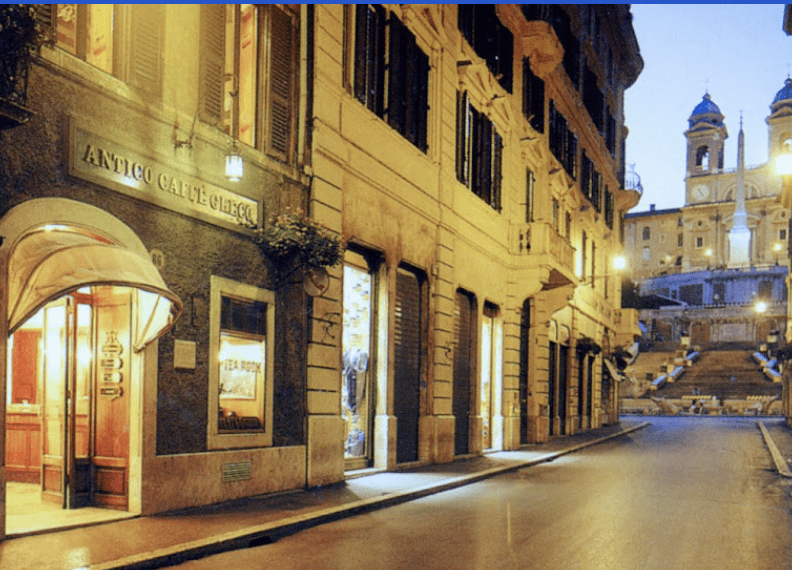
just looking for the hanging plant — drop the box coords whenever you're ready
[253,208,342,269]
[0,5,50,104]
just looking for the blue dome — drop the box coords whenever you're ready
[688,93,724,128]
[772,77,792,105]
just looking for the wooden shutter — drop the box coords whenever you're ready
[266,6,296,161]
[456,91,471,186]
[199,5,225,127]
[387,13,406,134]
[353,4,368,104]
[453,291,474,455]
[128,5,163,97]
[394,267,422,463]
[33,4,54,30]
[414,50,429,152]
[492,130,503,211]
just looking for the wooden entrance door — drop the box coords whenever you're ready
[91,286,131,510]
[38,287,130,510]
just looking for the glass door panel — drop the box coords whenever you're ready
[342,262,374,469]
[41,299,68,506]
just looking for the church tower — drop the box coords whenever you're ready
[767,77,792,166]
[685,93,728,205]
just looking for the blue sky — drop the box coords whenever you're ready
[624,4,791,212]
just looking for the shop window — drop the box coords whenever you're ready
[208,276,275,450]
[342,248,383,468]
[523,57,544,133]
[456,91,503,210]
[458,5,513,93]
[200,5,298,162]
[348,5,429,152]
[51,4,163,95]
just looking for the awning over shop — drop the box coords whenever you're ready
[8,226,182,350]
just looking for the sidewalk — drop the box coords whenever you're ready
[758,417,792,478]
[0,419,648,570]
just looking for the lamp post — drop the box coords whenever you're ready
[704,247,713,270]
[774,242,783,266]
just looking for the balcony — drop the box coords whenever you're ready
[514,222,576,277]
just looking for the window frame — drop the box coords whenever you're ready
[207,276,276,450]
[52,4,164,96]
[349,4,430,153]
[199,4,299,163]
[456,90,503,211]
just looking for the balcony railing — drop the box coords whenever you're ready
[515,222,575,273]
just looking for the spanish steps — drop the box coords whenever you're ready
[656,349,781,400]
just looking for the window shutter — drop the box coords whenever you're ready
[493,130,503,211]
[199,5,225,127]
[33,4,54,30]
[387,14,406,134]
[456,91,471,186]
[128,5,163,97]
[266,6,295,161]
[353,4,368,104]
[414,49,429,153]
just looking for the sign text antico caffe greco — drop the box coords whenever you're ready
[70,123,258,229]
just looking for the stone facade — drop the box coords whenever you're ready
[0,4,643,538]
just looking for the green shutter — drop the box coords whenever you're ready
[266,6,295,160]
[128,5,163,97]
[199,5,225,127]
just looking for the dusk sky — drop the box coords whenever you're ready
[624,4,791,212]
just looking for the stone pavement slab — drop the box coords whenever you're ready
[0,419,648,570]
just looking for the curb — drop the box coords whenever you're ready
[91,422,649,570]
[757,421,792,478]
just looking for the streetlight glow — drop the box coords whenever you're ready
[755,300,768,314]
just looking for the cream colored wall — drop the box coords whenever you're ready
[310,5,637,459]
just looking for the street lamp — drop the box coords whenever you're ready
[774,242,783,265]
[755,300,768,314]
[704,248,713,269]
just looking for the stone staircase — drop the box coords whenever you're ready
[657,350,781,400]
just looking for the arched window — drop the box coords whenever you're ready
[695,145,710,170]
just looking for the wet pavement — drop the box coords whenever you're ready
[0,420,647,570]
[171,416,792,570]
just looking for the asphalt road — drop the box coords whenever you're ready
[172,417,792,570]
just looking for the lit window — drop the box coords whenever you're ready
[53,4,163,95]
[642,246,650,261]
[200,5,298,162]
[208,276,275,450]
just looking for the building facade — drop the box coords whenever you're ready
[0,4,643,538]
[625,85,792,348]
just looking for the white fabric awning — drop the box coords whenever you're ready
[8,227,182,350]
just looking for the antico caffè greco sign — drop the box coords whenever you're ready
[69,123,259,230]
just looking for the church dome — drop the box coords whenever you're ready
[771,77,792,106]
[688,93,724,128]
